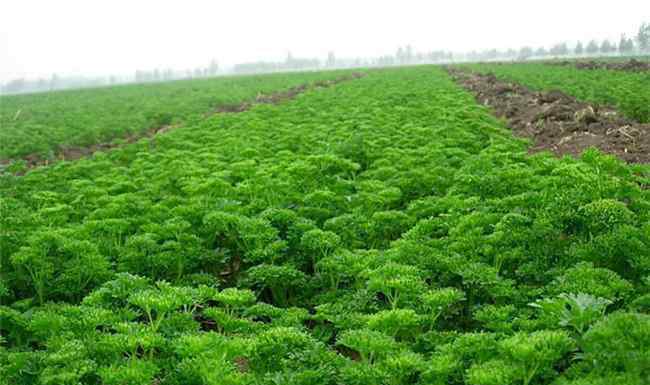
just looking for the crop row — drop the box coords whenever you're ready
[1,66,649,384]
[462,62,650,123]
[0,71,352,160]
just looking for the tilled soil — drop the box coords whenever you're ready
[3,73,365,172]
[448,68,650,163]
[554,58,650,72]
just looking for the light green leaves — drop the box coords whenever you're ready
[466,359,516,385]
[366,309,421,339]
[578,199,634,234]
[246,264,307,306]
[127,282,194,332]
[530,293,611,335]
[499,330,574,385]
[421,287,465,327]
[337,329,398,364]
[98,358,159,385]
[468,330,573,385]
[366,262,425,309]
[581,312,650,375]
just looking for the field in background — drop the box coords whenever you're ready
[1,64,649,385]
[462,62,650,123]
[0,70,355,160]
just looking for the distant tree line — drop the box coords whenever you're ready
[232,53,320,74]
[467,23,648,62]
[3,23,649,95]
[1,59,221,95]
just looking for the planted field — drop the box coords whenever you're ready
[0,71,354,161]
[1,66,650,385]
[448,67,650,163]
[463,62,650,123]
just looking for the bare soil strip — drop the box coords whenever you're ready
[552,58,650,72]
[448,68,650,163]
[2,73,364,172]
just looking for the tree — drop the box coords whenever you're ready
[550,43,569,57]
[484,49,499,60]
[2,78,26,93]
[208,59,219,76]
[285,51,294,68]
[163,69,174,80]
[574,41,584,55]
[50,73,60,89]
[405,45,414,63]
[518,46,533,60]
[396,47,405,64]
[619,34,635,54]
[326,51,336,67]
[637,22,650,52]
[600,39,614,54]
[586,40,600,55]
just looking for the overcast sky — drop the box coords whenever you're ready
[1,0,648,82]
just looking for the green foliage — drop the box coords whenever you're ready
[466,359,516,385]
[366,308,421,340]
[300,228,341,271]
[336,328,399,364]
[530,293,611,335]
[1,65,649,384]
[97,358,159,385]
[546,262,633,300]
[174,333,250,385]
[577,199,634,234]
[470,330,574,385]
[127,281,194,332]
[421,287,466,327]
[246,264,307,306]
[473,304,516,333]
[10,230,111,304]
[580,312,650,375]
[366,262,426,309]
[0,71,352,159]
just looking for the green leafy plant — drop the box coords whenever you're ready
[336,328,399,364]
[530,293,611,335]
[468,330,573,385]
[2,64,649,385]
[421,287,465,328]
[246,264,307,306]
[580,312,650,376]
[366,262,426,309]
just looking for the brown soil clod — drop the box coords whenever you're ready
[448,68,650,163]
[233,357,250,373]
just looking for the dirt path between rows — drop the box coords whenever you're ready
[448,68,650,163]
[2,73,365,173]
[551,58,650,72]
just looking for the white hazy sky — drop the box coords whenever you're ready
[1,0,648,82]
